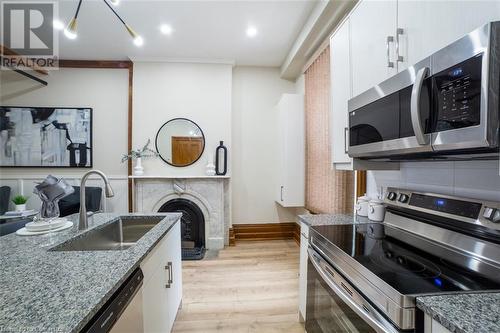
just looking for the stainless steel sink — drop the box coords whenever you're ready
[51,216,164,251]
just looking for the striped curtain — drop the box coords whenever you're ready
[304,46,354,214]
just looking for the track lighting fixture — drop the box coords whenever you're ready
[63,0,143,47]
[64,0,82,40]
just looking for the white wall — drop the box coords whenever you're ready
[0,68,129,213]
[132,62,232,176]
[367,160,500,202]
[232,67,298,224]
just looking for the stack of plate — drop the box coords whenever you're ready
[16,218,73,236]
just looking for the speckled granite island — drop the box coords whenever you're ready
[0,212,181,333]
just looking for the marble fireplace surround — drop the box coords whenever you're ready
[131,176,230,250]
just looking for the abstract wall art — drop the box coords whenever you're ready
[0,107,92,167]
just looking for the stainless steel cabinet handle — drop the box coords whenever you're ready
[168,261,173,285]
[280,186,284,202]
[386,36,394,68]
[410,67,430,145]
[396,28,404,62]
[344,127,349,154]
[165,262,173,288]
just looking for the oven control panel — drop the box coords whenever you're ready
[385,187,500,231]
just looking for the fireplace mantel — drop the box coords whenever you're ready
[129,175,230,179]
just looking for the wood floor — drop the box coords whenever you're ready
[172,240,305,333]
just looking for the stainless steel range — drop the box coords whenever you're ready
[306,188,500,333]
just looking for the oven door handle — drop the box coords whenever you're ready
[307,248,400,333]
[410,66,430,145]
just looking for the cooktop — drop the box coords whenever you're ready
[311,222,500,295]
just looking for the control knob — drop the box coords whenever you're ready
[483,207,500,223]
[398,194,409,203]
[387,192,397,201]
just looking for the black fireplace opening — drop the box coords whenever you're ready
[158,198,206,260]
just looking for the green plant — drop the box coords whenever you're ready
[12,195,28,205]
[121,138,159,162]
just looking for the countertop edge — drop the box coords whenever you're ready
[416,298,466,333]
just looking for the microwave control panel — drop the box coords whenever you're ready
[433,53,482,131]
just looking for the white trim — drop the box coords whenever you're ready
[129,175,230,179]
[0,175,128,180]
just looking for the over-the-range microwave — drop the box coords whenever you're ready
[348,21,499,161]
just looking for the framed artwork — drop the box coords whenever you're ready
[0,106,93,168]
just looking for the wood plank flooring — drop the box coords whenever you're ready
[172,240,305,333]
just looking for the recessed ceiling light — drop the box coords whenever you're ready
[53,19,64,30]
[110,0,120,6]
[246,26,258,38]
[160,24,173,35]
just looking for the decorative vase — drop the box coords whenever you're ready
[133,157,145,176]
[15,204,26,212]
[206,158,216,176]
[215,141,227,176]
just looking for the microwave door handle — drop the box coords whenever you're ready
[410,67,430,145]
[307,248,400,333]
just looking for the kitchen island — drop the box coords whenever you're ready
[0,212,181,333]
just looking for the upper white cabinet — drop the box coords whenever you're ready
[276,94,305,207]
[350,0,398,97]
[397,1,500,71]
[330,19,352,167]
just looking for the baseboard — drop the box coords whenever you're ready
[233,222,300,243]
[228,227,236,246]
[293,222,300,246]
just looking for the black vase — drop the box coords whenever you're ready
[215,141,227,176]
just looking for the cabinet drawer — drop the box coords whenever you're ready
[140,219,179,284]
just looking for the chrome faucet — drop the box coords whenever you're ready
[79,170,114,231]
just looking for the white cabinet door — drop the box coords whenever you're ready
[397,0,500,71]
[143,265,169,333]
[350,0,398,96]
[276,94,305,207]
[298,222,309,322]
[142,220,182,333]
[330,19,352,167]
[164,221,182,333]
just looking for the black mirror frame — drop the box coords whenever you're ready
[155,117,206,167]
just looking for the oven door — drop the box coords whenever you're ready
[348,59,432,159]
[305,248,402,333]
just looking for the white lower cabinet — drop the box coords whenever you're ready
[298,222,309,322]
[141,220,182,333]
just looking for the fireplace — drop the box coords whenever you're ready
[159,198,206,260]
[132,177,230,250]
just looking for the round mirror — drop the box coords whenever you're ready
[155,118,205,167]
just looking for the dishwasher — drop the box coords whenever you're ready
[83,268,144,333]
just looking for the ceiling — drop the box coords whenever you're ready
[55,0,317,66]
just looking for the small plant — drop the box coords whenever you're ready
[121,139,159,163]
[12,195,29,205]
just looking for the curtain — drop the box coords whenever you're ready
[304,46,354,214]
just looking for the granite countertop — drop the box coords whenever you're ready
[298,213,373,226]
[0,212,181,333]
[417,293,500,333]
